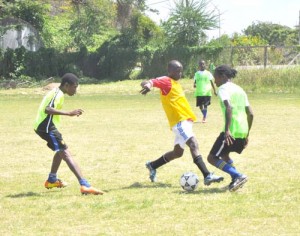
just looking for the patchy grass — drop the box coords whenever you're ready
[0,82,299,235]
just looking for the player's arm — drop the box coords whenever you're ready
[45,106,84,117]
[140,80,153,95]
[246,106,254,137]
[223,100,234,145]
[140,77,171,95]
[210,80,217,96]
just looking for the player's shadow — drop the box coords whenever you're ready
[121,182,174,190]
[176,186,228,195]
[6,191,42,198]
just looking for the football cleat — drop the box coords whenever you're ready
[146,161,157,182]
[229,175,248,192]
[45,179,68,189]
[80,186,104,195]
[204,173,224,186]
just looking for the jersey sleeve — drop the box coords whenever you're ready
[150,76,172,95]
[207,71,214,80]
[218,86,230,102]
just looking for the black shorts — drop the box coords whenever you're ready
[209,132,246,157]
[196,96,211,107]
[35,129,68,151]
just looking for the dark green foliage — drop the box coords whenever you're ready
[96,34,140,80]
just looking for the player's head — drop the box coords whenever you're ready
[198,60,206,71]
[214,65,237,87]
[168,60,183,80]
[60,73,79,96]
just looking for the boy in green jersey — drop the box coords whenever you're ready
[193,60,217,123]
[207,65,254,192]
[34,73,103,195]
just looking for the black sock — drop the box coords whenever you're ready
[151,155,168,169]
[193,155,210,178]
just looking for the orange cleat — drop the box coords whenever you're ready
[80,186,104,195]
[45,179,68,189]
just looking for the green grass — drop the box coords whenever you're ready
[0,81,299,235]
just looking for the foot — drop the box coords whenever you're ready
[145,161,157,182]
[80,186,104,195]
[202,119,207,123]
[204,173,224,186]
[229,175,248,192]
[45,179,68,189]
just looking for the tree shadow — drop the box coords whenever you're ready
[6,191,41,198]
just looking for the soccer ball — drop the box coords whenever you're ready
[180,172,199,191]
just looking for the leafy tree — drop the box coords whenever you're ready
[243,21,298,46]
[162,0,218,46]
[0,0,49,32]
[69,0,116,51]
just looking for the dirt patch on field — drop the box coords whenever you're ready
[43,82,60,90]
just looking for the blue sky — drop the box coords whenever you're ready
[146,0,300,39]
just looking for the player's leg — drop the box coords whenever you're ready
[207,133,247,191]
[146,144,184,182]
[186,136,223,185]
[202,97,211,123]
[36,129,68,189]
[58,149,104,195]
[221,154,235,168]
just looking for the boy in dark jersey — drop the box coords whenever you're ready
[207,65,254,192]
[34,73,103,195]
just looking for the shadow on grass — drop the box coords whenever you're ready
[6,191,41,198]
[176,186,229,195]
[121,182,174,190]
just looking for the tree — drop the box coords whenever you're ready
[162,0,218,46]
[69,0,116,51]
[243,21,298,46]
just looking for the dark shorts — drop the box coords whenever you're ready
[209,132,246,157]
[196,96,211,107]
[35,129,68,151]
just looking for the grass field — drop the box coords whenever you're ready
[0,80,299,235]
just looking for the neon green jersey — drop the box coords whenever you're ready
[218,82,250,138]
[34,88,64,132]
[194,70,214,96]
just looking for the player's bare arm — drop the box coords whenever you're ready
[45,106,84,116]
[140,80,152,95]
[223,100,234,145]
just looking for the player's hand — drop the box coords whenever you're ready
[224,131,235,145]
[140,80,151,95]
[69,109,84,117]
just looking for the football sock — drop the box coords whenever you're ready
[48,173,57,183]
[201,109,207,119]
[193,155,210,178]
[216,160,240,178]
[151,155,168,169]
[227,159,235,168]
[79,178,91,187]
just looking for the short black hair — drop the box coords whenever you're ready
[214,65,237,79]
[61,73,79,86]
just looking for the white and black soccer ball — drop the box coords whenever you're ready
[180,172,199,191]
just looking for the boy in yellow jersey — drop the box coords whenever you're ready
[193,60,217,123]
[140,60,223,186]
[34,73,103,195]
[207,65,254,192]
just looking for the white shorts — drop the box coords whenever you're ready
[172,120,194,149]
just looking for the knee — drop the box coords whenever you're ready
[207,154,215,164]
[174,149,184,158]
